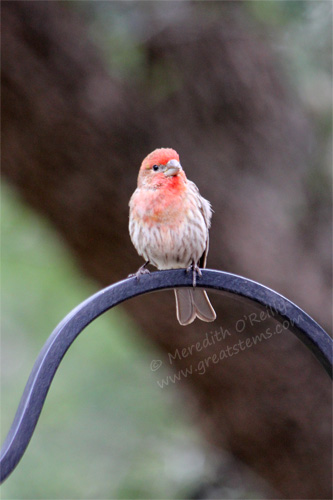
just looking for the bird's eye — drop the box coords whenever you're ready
[152,165,159,171]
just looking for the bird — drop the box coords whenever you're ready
[129,148,216,326]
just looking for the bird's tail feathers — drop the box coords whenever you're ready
[174,288,216,326]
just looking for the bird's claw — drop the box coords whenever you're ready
[128,262,150,281]
[186,262,202,287]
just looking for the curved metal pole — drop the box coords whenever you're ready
[1,269,332,483]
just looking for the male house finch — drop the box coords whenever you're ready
[129,148,216,326]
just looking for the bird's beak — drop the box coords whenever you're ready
[164,159,182,177]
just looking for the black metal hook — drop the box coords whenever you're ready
[1,269,332,483]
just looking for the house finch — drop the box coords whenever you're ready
[129,148,216,326]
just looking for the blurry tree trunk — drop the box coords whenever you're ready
[2,1,332,498]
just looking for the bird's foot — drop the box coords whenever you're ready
[128,261,150,280]
[186,262,202,287]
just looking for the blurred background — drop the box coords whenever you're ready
[1,1,332,499]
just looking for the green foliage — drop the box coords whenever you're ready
[248,0,307,26]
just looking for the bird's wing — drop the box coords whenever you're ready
[188,181,213,269]
[199,232,209,268]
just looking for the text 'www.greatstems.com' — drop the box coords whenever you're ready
[150,304,302,388]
